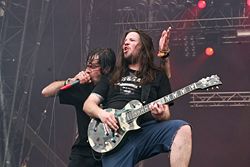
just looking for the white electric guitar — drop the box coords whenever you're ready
[87,75,222,153]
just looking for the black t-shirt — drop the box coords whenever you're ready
[92,69,172,123]
[59,84,94,148]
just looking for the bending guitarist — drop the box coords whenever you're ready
[83,29,192,167]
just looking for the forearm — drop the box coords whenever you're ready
[83,94,119,130]
[158,27,172,79]
[41,80,65,97]
[159,52,171,78]
[163,58,171,79]
[83,97,103,119]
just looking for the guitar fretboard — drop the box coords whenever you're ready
[126,83,198,121]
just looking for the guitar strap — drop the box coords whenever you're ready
[141,84,151,104]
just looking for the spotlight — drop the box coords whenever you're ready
[198,0,206,9]
[205,47,214,56]
[247,0,250,7]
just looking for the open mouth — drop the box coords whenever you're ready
[123,46,129,53]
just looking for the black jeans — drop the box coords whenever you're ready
[68,153,102,167]
[68,145,102,167]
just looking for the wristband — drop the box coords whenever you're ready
[157,48,170,58]
[161,52,170,59]
[64,78,72,85]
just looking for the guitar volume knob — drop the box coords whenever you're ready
[111,138,116,143]
[114,132,119,137]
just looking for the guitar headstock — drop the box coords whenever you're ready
[196,75,222,90]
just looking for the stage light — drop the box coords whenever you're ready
[205,47,214,56]
[247,0,250,7]
[198,0,206,9]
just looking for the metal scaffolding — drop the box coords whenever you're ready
[190,91,250,107]
[0,0,95,166]
[0,0,66,166]
[115,0,250,45]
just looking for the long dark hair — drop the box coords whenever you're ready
[111,29,158,85]
[87,48,116,75]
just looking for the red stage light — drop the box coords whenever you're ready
[198,0,206,9]
[247,0,250,7]
[205,47,214,56]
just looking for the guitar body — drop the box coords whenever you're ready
[88,100,142,153]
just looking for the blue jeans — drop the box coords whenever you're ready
[102,120,189,167]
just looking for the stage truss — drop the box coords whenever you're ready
[115,0,250,45]
[0,0,66,166]
[190,91,250,107]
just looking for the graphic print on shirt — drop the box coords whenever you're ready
[115,73,141,95]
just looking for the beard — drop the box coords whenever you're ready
[124,53,139,65]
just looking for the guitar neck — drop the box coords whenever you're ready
[127,83,198,120]
[153,83,198,106]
